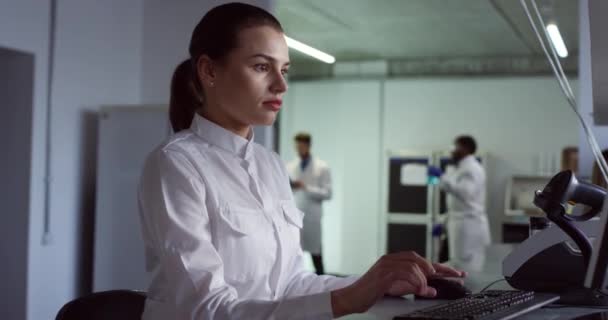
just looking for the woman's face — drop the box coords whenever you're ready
[203,25,290,131]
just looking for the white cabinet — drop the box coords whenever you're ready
[93,106,169,292]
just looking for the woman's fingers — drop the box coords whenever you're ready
[395,269,437,297]
[384,251,436,276]
[411,264,428,294]
[432,263,466,277]
[366,253,465,300]
[342,254,445,316]
[428,276,465,285]
[420,286,437,297]
[382,259,428,289]
[382,262,431,296]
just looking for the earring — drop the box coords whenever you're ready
[210,81,215,87]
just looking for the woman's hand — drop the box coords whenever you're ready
[330,251,465,317]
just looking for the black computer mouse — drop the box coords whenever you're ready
[415,278,472,300]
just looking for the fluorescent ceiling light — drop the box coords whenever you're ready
[546,23,568,58]
[284,35,336,64]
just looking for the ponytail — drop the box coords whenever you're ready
[169,59,202,133]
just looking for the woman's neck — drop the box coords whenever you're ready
[198,108,250,139]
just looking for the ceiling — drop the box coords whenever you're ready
[276,0,579,76]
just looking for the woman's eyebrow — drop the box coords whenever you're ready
[248,53,290,66]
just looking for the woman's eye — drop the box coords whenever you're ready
[281,69,289,76]
[254,64,269,72]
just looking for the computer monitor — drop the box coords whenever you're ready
[585,195,608,291]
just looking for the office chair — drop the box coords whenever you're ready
[55,290,146,320]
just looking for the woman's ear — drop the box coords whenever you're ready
[196,55,216,88]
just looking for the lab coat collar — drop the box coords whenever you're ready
[300,155,312,171]
[190,113,254,159]
[459,154,477,167]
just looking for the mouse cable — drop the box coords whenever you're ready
[480,279,507,292]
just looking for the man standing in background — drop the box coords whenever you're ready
[428,135,491,272]
[287,133,332,275]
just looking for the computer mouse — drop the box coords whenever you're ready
[415,278,472,300]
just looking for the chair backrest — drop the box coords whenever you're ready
[55,290,146,320]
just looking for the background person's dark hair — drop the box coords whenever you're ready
[561,146,579,173]
[294,132,312,145]
[455,135,477,154]
[168,2,283,133]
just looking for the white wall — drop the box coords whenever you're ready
[280,77,579,275]
[0,2,51,319]
[26,2,144,319]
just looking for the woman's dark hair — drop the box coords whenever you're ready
[169,2,284,133]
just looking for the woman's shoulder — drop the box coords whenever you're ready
[144,130,209,165]
[159,130,209,154]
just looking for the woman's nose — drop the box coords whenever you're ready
[270,71,288,93]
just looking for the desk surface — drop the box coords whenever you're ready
[345,244,606,320]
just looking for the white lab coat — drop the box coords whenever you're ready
[138,114,355,319]
[439,155,491,272]
[287,157,332,255]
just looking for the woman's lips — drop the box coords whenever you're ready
[263,99,282,111]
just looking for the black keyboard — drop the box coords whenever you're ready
[394,290,560,320]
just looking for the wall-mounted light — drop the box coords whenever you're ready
[284,35,336,64]
[546,23,568,58]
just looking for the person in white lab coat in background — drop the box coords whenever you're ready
[428,135,491,273]
[137,3,465,319]
[287,133,331,275]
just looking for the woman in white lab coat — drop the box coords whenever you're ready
[137,3,464,319]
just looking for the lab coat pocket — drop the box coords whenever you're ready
[216,205,273,284]
[217,204,258,236]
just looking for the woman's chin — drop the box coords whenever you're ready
[254,113,277,126]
